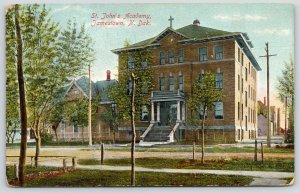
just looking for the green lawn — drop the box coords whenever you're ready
[6,166,60,181]
[6,141,89,147]
[78,157,294,172]
[89,146,294,154]
[7,167,253,187]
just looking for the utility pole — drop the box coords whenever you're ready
[260,42,277,148]
[88,64,92,146]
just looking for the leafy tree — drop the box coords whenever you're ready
[276,58,294,143]
[49,102,65,142]
[6,8,19,144]
[6,4,29,185]
[188,72,223,164]
[99,105,120,143]
[109,42,154,186]
[6,4,95,167]
[63,96,99,142]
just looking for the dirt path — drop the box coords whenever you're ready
[6,148,294,160]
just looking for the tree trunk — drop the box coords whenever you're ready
[201,111,206,164]
[35,136,41,167]
[82,126,84,143]
[15,4,28,186]
[52,124,59,142]
[193,141,195,161]
[34,119,40,167]
[130,73,136,186]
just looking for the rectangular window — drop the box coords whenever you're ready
[245,116,248,130]
[238,75,240,91]
[141,61,147,68]
[127,78,132,95]
[199,106,207,120]
[245,67,248,81]
[241,53,244,65]
[199,47,208,61]
[214,101,224,119]
[215,45,223,60]
[74,124,79,133]
[199,73,205,87]
[178,48,184,63]
[178,75,183,91]
[169,76,174,91]
[216,73,223,88]
[248,63,251,74]
[238,48,240,62]
[140,105,149,121]
[159,77,165,91]
[242,78,244,91]
[242,104,244,120]
[168,49,174,64]
[245,91,247,107]
[160,51,165,65]
[238,102,240,120]
[128,57,134,69]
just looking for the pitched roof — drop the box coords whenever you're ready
[75,76,98,98]
[61,76,116,103]
[176,24,233,39]
[95,79,117,103]
[112,25,235,52]
[112,23,261,71]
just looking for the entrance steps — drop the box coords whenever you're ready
[139,123,180,145]
[143,126,172,142]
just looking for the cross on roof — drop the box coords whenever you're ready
[168,16,174,28]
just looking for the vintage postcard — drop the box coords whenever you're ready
[5,3,294,187]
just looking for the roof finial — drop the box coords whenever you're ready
[168,16,174,28]
[193,19,200,26]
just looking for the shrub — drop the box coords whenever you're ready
[41,131,53,144]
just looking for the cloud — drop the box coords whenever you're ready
[244,14,267,21]
[253,29,290,36]
[214,14,242,21]
[51,5,81,14]
[214,14,267,22]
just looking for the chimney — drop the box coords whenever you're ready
[193,19,200,26]
[264,97,266,106]
[106,70,111,81]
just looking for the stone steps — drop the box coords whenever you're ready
[143,126,172,142]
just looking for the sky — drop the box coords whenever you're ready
[46,3,294,115]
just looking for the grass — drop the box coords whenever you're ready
[7,141,89,147]
[6,166,60,181]
[78,157,294,172]
[86,146,294,154]
[13,169,253,187]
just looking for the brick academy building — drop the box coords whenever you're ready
[112,19,261,144]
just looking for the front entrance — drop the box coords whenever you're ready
[160,101,177,126]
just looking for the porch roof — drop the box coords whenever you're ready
[150,90,185,102]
